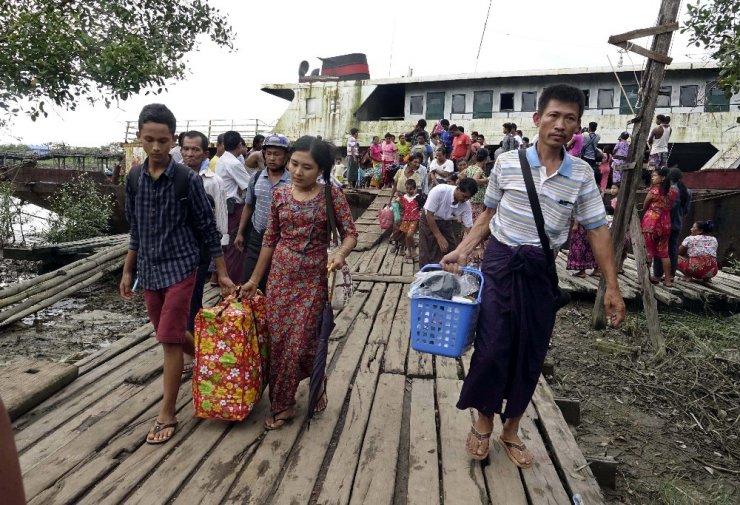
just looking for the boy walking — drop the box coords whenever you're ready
[120,104,235,444]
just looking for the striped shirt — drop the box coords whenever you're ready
[485,144,606,249]
[245,169,291,233]
[126,158,224,290]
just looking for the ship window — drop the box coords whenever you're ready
[473,91,493,118]
[451,94,466,113]
[597,88,614,109]
[521,92,537,112]
[410,95,423,115]
[620,85,639,114]
[306,97,319,115]
[500,93,514,111]
[704,82,729,112]
[679,85,698,107]
[657,86,672,107]
[426,92,445,120]
[582,89,590,109]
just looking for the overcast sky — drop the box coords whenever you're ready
[0,0,708,147]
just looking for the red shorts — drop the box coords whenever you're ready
[143,271,197,344]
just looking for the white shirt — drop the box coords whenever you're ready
[199,159,229,246]
[423,184,473,228]
[215,151,251,203]
[169,146,183,164]
[428,158,454,182]
[650,125,671,154]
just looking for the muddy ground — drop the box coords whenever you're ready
[1,258,738,504]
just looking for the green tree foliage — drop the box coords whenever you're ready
[0,0,234,123]
[682,0,740,95]
[45,175,113,243]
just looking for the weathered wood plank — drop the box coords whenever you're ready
[519,405,571,505]
[351,273,415,283]
[0,359,78,421]
[383,291,410,374]
[435,378,488,505]
[435,356,459,379]
[330,288,371,341]
[294,341,385,505]
[367,284,403,345]
[349,373,405,505]
[406,379,440,505]
[532,377,605,504]
[407,347,433,378]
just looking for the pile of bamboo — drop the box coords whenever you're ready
[0,243,127,327]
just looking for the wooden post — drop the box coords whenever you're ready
[592,0,680,354]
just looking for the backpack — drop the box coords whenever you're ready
[127,162,215,263]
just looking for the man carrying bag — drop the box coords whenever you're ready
[441,84,625,467]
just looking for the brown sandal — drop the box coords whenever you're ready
[466,426,492,461]
[146,420,178,445]
[264,409,294,431]
[498,436,534,469]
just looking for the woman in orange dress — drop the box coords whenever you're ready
[641,168,678,287]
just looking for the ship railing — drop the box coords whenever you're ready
[124,119,275,145]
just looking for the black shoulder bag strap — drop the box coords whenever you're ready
[517,150,562,299]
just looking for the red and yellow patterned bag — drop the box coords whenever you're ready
[192,292,269,421]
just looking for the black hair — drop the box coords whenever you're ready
[436,146,448,157]
[404,178,417,189]
[184,130,209,151]
[476,148,490,162]
[657,168,671,196]
[503,122,511,131]
[384,132,393,138]
[516,129,522,136]
[663,116,671,124]
[350,128,359,136]
[458,177,478,196]
[471,131,479,137]
[138,103,176,134]
[440,119,450,127]
[458,126,465,133]
[177,132,187,147]
[416,119,427,128]
[290,135,337,182]
[478,134,485,142]
[656,114,666,122]
[223,131,242,151]
[510,123,517,131]
[216,133,225,145]
[522,137,529,143]
[253,134,265,145]
[449,124,458,132]
[588,121,598,131]
[669,168,689,207]
[696,220,715,234]
[537,84,585,118]
[410,152,424,163]
[448,173,459,184]
[619,131,630,140]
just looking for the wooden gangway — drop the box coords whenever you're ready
[11,191,605,505]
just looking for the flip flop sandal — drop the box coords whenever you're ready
[314,377,328,414]
[146,420,178,445]
[498,436,534,469]
[466,425,492,461]
[264,410,294,431]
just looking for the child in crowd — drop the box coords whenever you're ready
[393,179,424,263]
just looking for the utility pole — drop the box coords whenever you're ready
[592,0,681,360]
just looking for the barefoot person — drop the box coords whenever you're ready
[242,136,358,430]
[441,84,625,467]
[120,104,235,444]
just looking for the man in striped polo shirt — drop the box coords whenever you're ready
[441,84,625,468]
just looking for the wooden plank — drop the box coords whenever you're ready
[330,288,371,341]
[351,273,415,284]
[0,359,78,420]
[390,250,403,276]
[407,347,433,378]
[608,22,679,44]
[169,398,269,505]
[383,291,410,374]
[406,379,440,505]
[435,378,488,505]
[367,284,403,345]
[519,405,571,505]
[290,341,385,505]
[349,373,406,505]
[222,282,387,505]
[612,40,673,64]
[532,378,605,504]
[27,383,194,505]
[20,378,165,500]
[485,416,529,504]
[74,323,154,374]
[14,345,161,453]
[435,356,459,379]
[363,241,391,274]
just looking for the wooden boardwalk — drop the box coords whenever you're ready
[13,191,606,505]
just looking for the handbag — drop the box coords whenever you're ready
[517,150,571,311]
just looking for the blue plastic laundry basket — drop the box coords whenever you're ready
[409,264,484,358]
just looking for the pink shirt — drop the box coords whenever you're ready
[381,141,397,163]
[568,133,584,157]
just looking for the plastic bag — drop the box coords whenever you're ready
[459,272,481,297]
[379,205,394,230]
[407,270,461,300]
[391,200,401,223]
